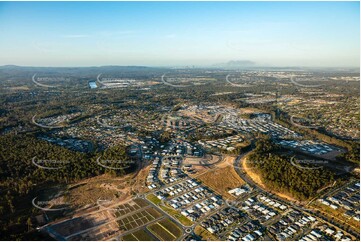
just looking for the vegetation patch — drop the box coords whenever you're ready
[248,138,336,200]
[158,218,182,238]
[122,233,138,241]
[122,229,157,241]
[147,219,179,241]
[158,204,193,226]
[145,207,162,219]
[146,194,161,205]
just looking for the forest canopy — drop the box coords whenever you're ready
[248,138,335,200]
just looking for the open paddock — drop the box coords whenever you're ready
[147,218,181,241]
[122,228,157,241]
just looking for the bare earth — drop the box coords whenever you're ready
[194,156,245,199]
[66,174,134,208]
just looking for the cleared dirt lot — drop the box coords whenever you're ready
[50,208,117,240]
[194,157,245,199]
[65,174,135,208]
[117,208,160,232]
[45,198,161,241]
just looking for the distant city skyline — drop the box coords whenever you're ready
[0,1,359,67]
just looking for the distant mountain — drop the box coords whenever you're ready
[210,61,360,72]
[0,64,358,74]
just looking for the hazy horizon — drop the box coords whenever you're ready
[1,63,360,70]
[0,1,359,67]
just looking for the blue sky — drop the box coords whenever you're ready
[0,1,359,67]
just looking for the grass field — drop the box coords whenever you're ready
[145,207,162,219]
[158,219,182,238]
[147,218,181,241]
[158,204,193,226]
[196,165,245,199]
[122,233,138,241]
[122,228,157,241]
[146,194,161,205]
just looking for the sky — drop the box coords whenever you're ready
[0,1,359,67]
